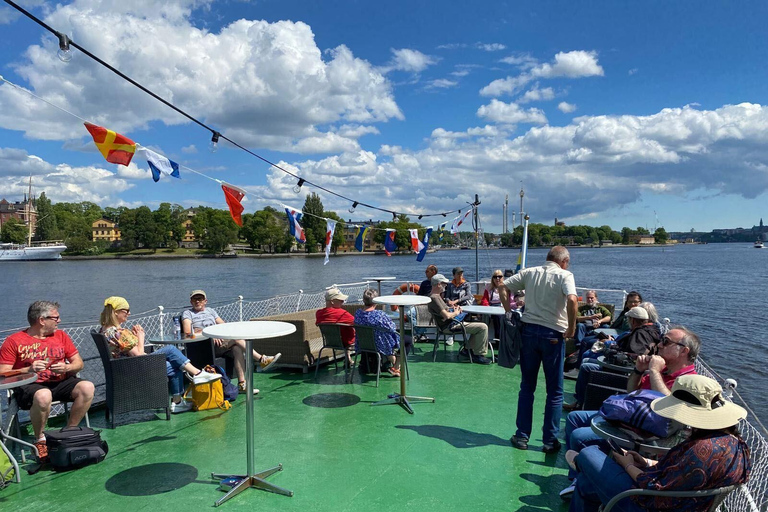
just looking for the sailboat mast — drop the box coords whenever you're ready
[27,175,33,246]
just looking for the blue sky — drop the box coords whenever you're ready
[1,0,768,233]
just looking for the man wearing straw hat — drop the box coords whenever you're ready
[569,375,751,512]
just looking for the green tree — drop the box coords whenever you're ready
[654,227,669,244]
[134,206,163,251]
[1,217,28,243]
[242,207,293,253]
[302,193,325,253]
[34,192,58,241]
[621,227,633,244]
[117,208,138,251]
[199,209,239,253]
[153,203,184,249]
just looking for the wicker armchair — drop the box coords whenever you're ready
[91,331,170,428]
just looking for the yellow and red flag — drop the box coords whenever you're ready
[84,122,136,166]
[221,183,246,227]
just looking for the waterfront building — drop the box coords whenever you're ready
[0,197,36,234]
[180,208,200,248]
[91,218,121,243]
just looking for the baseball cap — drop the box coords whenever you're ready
[627,306,649,320]
[190,290,207,299]
[325,287,348,302]
[431,273,450,286]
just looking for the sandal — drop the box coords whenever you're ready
[387,367,401,377]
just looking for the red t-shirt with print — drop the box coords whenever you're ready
[315,307,356,347]
[0,330,79,383]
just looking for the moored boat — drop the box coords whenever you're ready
[0,242,66,261]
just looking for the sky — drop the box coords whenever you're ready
[1,0,768,233]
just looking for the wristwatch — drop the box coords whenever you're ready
[633,367,644,375]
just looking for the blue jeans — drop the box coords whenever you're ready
[515,323,564,445]
[154,345,191,396]
[565,410,606,478]
[569,445,642,512]
[574,361,601,404]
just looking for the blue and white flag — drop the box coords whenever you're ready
[136,146,180,182]
[284,206,306,244]
[416,227,433,262]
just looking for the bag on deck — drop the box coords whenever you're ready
[599,389,676,438]
[498,311,522,369]
[0,448,14,488]
[45,426,108,471]
[215,365,238,403]
[183,365,232,411]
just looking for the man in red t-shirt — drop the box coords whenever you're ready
[315,288,356,365]
[0,301,94,462]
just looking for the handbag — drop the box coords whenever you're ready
[45,426,108,471]
[599,389,677,438]
[183,365,232,411]
[498,311,522,369]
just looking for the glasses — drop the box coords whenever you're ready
[45,315,61,322]
[117,309,130,314]
[661,336,686,348]
[493,275,503,279]
[191,297,206,302]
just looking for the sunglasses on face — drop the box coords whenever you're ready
[117,309,130,314]
[45,315,61,321]
[661,336,685,348]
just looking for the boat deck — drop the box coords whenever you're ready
[3,343,573,511]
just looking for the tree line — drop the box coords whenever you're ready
[0,192,669,254]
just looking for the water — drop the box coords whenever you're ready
[1,243,766,422]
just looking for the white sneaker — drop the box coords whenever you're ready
[188,370,222,385]
[564,368,580,380]
[559,481,576,500]
[445,336,454,346]
[171,399,193,414]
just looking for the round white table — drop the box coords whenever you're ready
[202,321,296,507]
[372,295,434,414]
[459,305,504,361]
[363,276,397,295]
[0,372,38,483]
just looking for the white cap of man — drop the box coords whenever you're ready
[626,306,649,320]
[430,274,450,286]
[325,288,348,302]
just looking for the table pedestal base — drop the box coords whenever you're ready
[372,393,434,415]
[212,464,293,507]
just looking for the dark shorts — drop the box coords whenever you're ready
[13,376,83,410]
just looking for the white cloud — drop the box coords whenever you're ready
[426,79,458,89]
[518,84,555,104]
[385,48,439,73]
[628,68,638,76]
[0,5,403,153]
[333,124,380,138]
[499,53,537,69]
[181,144,197,154]
[558,101,577,113]
[0,147,134,203]
[450,69,470,77]
[476,99,548,125]
[481,50,603,97]
[476,43,506,52]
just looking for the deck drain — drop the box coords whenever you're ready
[105,463,198,495]
[303,392,360,408]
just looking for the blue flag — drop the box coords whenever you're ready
[355,226,370,252]
[384,229,397,256]
[416,227,433,262]
[137,146,180,182]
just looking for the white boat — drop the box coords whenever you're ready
[754,240,764,248]
[0,176,67,260]
[0,241,66,260]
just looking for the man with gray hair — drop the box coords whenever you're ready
[0,301,94,463]
[501,245,578,453]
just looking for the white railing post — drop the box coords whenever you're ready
[296,290,304,312]
[238,295,243,322]
[158,305,165,338]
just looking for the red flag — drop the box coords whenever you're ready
[221,183,246,226]
[84,122,136,165]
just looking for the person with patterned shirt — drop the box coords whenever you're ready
[354,288,401,376]
[0,301,94,462]
[569,375,751,512]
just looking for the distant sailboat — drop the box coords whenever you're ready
[0,177,66,261]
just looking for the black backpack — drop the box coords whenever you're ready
[45,426,108,471]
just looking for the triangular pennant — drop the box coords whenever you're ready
[221,183,246,226]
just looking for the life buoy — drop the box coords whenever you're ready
[390,283,420,311]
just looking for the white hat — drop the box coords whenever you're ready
[325,287,348,302]
[627,306,649,320]
[431,273,450,286]
[651,375,747,430]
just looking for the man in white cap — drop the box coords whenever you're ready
[315,287,356,366]
[182,289,281,394]
[427,273,491,364]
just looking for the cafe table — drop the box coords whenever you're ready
[362,276,397,295]
[371,294,434,414]
[0,372,38,483]
[459,304,505,360]
[202,321,296,507]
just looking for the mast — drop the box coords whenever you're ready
[27,175,33,246]
[472,194,481,283]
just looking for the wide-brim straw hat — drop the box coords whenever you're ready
[651,375,747,430]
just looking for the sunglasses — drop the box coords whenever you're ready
[661,336,685,348]
[117,309,131,314]
[191,297,207,302]
[492,275,503,279]
[45,315,61,321]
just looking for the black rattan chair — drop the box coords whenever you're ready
[582,370,630,410]
[91,331,170,428]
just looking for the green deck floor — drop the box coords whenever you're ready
[2,344,576,511]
